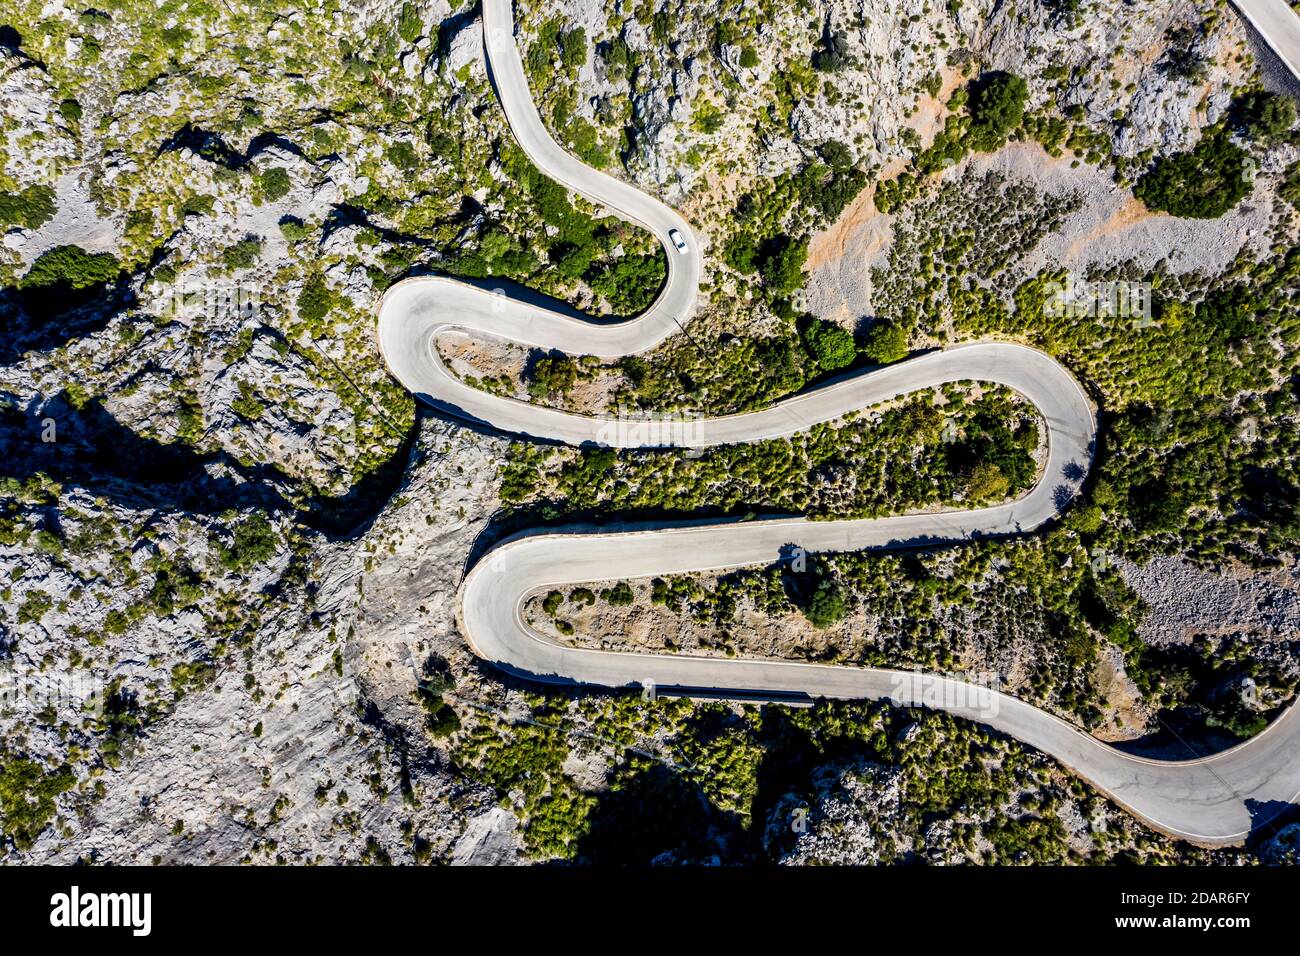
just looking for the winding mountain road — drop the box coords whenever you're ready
[376,0,1300,844]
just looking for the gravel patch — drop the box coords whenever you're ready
[804,141,1282,325]
[1118,555,1300,646]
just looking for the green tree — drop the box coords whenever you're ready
[258,166,292,202]
[862,321,909,364]
[804,578,847,628]
[1232,90,1296,144]
[760,238,808,296]
[967,72,1028,151]
[812,29,852,72]
[0,184,56,229]
[19,244,120,290]
[1134,131,1251,219]
[801,319,856,371]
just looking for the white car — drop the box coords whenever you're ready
[668,229,689,255]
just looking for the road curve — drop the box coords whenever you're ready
[377,0,1300,844]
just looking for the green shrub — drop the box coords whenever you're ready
[861,321,909,364]
[603,581,634,605]
[417,681,461,738]
[397,2,422,43]
[257,166,291,202]
[424,699,461,737]
[1282,160,1300,208]
[1161,26,1208,82]
[0,184,57,230]
[559,28,586,69]
[231,380,265,420]
[214,514,278,572]
[804,578,847,628]
[17,590,52,624]
[181,194,216,217]
[278,217,311,241]
[1133,131,1251,219]
[801,319,856,371]
[967,72,1027,151]
[528,355,579,398]
[296,272,333,322]
[1231,90,1296,144]
[221,237,262,270]
[0,749,75,851]
[387,140,419,172]
[19,244,120,290]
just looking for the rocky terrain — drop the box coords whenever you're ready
[1,0,1299,865]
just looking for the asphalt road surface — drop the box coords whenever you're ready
[376,0,1300,844]
[1236,0,1300,80]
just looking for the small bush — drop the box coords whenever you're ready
[257,166,291,202]
[214,514,278,572]
[231,380,265,420]
[559,28,586,70]
[1281,161,1300,208]
[804,578,847,629]
[221,237,262,270]
[296,273,334,322]
[528,354,579,398]
[0,748,75,851]
[0,184,57,230]
[19,244,120,290]
[278,217,311,241]
[397,2,422,43]
[1134,131,1251,219]
[603,581,634,606]
[181,194,216,217]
